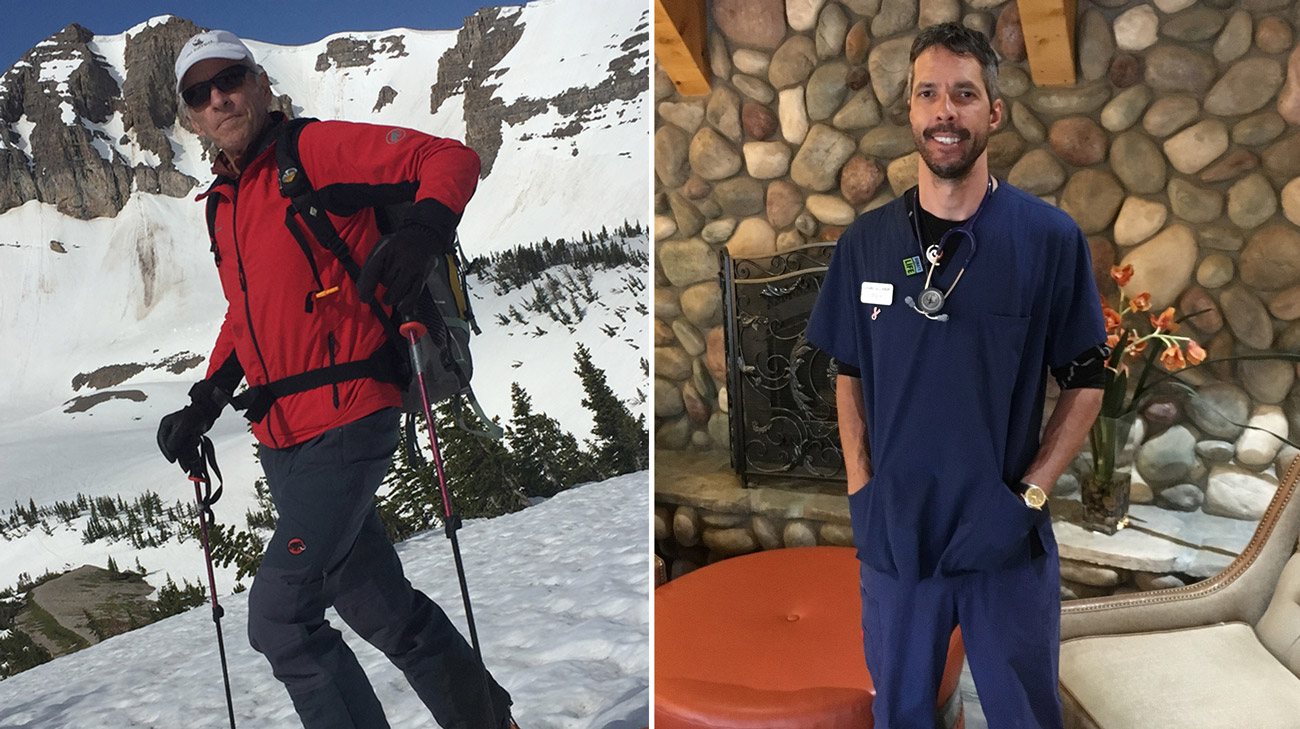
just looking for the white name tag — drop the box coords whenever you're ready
[859,281,894,306]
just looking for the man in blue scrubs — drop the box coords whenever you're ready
[806,24,1108,729]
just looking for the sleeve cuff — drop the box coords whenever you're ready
[404,197,461,236]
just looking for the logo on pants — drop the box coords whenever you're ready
[287,538,306,555]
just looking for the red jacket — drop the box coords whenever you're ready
[199,116,480,448]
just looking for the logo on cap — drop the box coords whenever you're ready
[287,538,306,555]
[387,129,405,144]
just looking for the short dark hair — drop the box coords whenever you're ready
[908,23,1000,102]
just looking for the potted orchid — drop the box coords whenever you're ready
[1085,264,1206,534]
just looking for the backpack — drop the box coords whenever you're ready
[207,117,502,440]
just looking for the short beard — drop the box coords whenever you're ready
[914,126,990,181]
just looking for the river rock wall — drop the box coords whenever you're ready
[654,0,1300,525]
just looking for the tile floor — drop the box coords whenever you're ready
[958,659,988,729]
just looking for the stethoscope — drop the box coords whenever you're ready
[904,177,994,322]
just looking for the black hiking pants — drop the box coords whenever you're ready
[248,407,511,729]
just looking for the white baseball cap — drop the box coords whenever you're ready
[174,30,256,94]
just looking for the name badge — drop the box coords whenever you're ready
[860,281,894,306]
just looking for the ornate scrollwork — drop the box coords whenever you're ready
[724,244,845,484]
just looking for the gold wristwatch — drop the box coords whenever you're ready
[1016,482,1047,510]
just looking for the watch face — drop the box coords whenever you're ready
[1025,485,1047,509]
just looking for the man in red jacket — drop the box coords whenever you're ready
[156,30,515,729]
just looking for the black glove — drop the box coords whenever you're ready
[357,198,459,315]
[157,380,228,474]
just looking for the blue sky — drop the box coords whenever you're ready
[1,0,533,73]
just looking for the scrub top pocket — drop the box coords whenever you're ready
[936,481,1040,576]
[849,480,899,578]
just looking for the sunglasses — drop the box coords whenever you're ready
[182,65,253,108]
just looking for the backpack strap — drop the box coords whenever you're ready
[455,392,505,440]
[205,195,222,266]
[230,345,404,423]
[224,119,410,423]
[275,118,407,346]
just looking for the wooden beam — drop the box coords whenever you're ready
[655,0,711,96]
[1018,0,1077,87]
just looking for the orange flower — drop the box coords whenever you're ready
[1126,332,1147,357]
[1106,332,1120,349]
[1186,340,1206,365]
[1130,292,1151,312]
[1102,306,1122,333]
[1110,264,1134,287]
[1161,344,1186,370]
[1150,307,1177,332]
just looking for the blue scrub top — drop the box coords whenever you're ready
[807,181,1105,580]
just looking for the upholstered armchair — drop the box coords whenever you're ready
[1058,456,1300,729]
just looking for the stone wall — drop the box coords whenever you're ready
[655,0,1300,520]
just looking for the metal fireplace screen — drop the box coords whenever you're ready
[723,243,844,486]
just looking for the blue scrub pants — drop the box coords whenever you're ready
[248,407,511,729]
[859,526,1063,729]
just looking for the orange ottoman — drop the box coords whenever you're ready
[656,546,965,729]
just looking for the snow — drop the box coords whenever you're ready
[38,56,83,88]
[0,474,650,729]
[490,0,644,103]
[86,36,127,91]
[125,16,179,39]
[247,28,460,130]
[0,0,647,609]
[10,116,34,160]
[469,258,649,437]
[82,111,164,167]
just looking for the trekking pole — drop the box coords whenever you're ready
[400,321,498,729]
[187,435,237,729]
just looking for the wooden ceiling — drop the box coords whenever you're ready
[654,0,1082,97]
[655,0,711,96]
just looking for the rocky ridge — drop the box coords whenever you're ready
[0,4,648,220]
[0,19,201,220]
[430,6,648,177]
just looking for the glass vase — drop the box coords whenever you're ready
[1082,412,1138,535]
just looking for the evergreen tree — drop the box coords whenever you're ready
[205,442,274,581]
[434,402,529,519]
[573,344,649,476]
[508,383,601,498]
[379,405,529,540]
[149,576,207,620]
[376,419,446,542]
[0,627,52,678]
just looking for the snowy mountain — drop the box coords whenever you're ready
[0,0,648,601]
[0,473,650,728]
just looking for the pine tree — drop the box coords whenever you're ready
[149,576,207,620]
[376,419,446,542]
[379,404,529,538]
[434,402,529,519]
[573,344,649,476]
[508,383,601,498]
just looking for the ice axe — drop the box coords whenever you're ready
[399,320,498,729]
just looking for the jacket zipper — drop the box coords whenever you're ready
[327,332,340,409]
[229,189,282,448]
